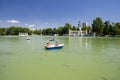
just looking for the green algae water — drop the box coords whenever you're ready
[0,36,120,80]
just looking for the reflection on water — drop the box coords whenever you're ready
[0,65,5,74]
[61,64,71,68]
[100,76,108,80]
[0,36,120,80]
[0,52,14,55]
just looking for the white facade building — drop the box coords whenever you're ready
[69,21,88,36]
[19,32,28,36]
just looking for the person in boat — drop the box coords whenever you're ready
[46,41,50,47]
[55,41,59,46]
[49,37,55,41]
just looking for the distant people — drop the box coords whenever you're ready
[49,37,55,41]
[46,41,50,47]
[55,41,59,46]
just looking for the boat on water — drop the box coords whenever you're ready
[45,44,64,50]
[45,38,64,50]
[49,37,55,41]
[26,37,30,40]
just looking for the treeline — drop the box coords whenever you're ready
[92,17,120,36]
[0,23,91,36]
[0,17,120,36]
[41,23,91,35]
[0,26,32,35]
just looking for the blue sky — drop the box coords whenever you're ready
[0,0,120,29]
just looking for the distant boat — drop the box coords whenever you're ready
[45,44,64,50]
[26,37,30,40]
[49,38,55,41]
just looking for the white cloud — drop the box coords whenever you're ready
[25,24,28,25]
[29,24,35,30]
[29,24,35,27]
[7,20,20,23]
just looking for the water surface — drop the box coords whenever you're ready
[0,36,120,80]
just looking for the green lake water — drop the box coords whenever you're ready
[0,36,120,80]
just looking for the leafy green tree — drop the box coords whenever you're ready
[64,23,72,34]
[53,28,57,34]
[0,28,7,35]
[103,21,111,35]
[57,26,64,35]
[105,22,116,36]
[42,29,46,35]
[82,26,91,34]
[33,29,42,35]
[41,28,53,35]
[46,28,53,35]
[114,22,120,35]
[71,26,77,30]
[7,26,31,35]
[7,26,18,35]
[23,27,31,35]
[92,17,104,35]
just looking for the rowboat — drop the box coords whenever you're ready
[45,44,64,50]
[26,37,30,40]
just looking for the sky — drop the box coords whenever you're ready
[0,0,120,29]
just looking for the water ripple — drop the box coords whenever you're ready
[0,52,14,55]
[100,76,108,80]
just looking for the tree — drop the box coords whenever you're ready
[92,17,104,35]
[108,25,114,35]
[57,26,64,35]
[82,26,91,34]
[0,28,7,35]
[64,23,72,34]
[42,29,46,35]
[114,22,120,35]
[7,26,31,35]
[71,26,77,30]
[103,21,111,35]
[7,26,18,35]
[53,28,57,34]
[46,28,53,35]
[23,27,31,35]
[33,29,42,35]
